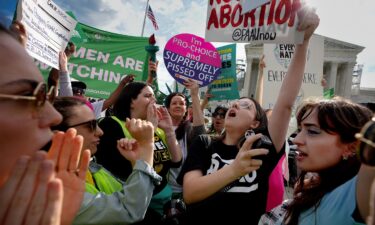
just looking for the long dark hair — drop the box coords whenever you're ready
[164,92,190,140]
[112,81,148,121]
[284,97,373,225]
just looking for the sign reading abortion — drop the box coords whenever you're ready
[16,0,77,69]
[205,0,304,44]
[163,33,221,87]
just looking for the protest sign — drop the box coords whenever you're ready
[163,33,221,87]
[205,0,304,44]
[16,0,77,68]
[262,35,324,110]
[36,22,150,99]
[241,0,271,14]
[208,44,240,100]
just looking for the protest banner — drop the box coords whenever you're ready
[241,0,271,14]
[208,44,240,100]
[262,34,324,110]
[36,22,150,99]
[163,33,221,87]
[205,0,304,44]
[16,0,77,68]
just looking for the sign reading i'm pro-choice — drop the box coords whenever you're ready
[163,33,221,87]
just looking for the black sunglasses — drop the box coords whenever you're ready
[212,112,226,119]
[72,87,86,96]
[0,82,55,109]
[355,118,375,166]
[67,119,98,132]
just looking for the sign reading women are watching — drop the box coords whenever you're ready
[37,22,150,99]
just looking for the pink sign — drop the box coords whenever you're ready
[163,33,221,87]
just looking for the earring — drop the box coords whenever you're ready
[342,155,348,160]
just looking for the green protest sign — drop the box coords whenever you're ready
[208,44,240,101]
[37,22,150,99]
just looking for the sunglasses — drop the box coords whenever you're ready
[355,118,375,166]
[67,119,98,133]
[212,112,226,119]
[72,87,86,96]
[0,82,55,109]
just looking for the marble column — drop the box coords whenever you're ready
[243,57,253,97]
[328,62,338,94]
[341,62,356,98]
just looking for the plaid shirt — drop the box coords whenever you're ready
[258,200,291,225]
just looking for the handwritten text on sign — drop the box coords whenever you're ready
[205,0,303,44]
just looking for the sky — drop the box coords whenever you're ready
[2,0,375,91]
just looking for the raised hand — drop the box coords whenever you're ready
[259,54,266,70]
[47,129,90,225]
[297,5,320,42]
[59,52,68,73]
[229,134,269,178]
[183,78,199,96]
[0,151,63,225]
[120,74,135,86]
[117,118,155,167]
[146,100,159,128]
[157,106,174,134]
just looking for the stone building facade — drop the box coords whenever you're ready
[240,34,375,106]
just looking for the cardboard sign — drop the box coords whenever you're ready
[16,0,77,68]
[262,35,324,110]
[205,0,304,44]
[241,0,270,14]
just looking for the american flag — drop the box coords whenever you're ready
[147,5,159,30]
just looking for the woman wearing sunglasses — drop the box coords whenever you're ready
[179,8,320,225]
[208,105,228,136]
[0,24,90,225]
[52,96,161,224]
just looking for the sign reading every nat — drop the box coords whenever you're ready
[163,33,221,87]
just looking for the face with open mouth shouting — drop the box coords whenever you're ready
[224,98,260,134]
[293,107,352,172]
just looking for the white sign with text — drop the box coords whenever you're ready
[205,0,303,44]
[17,0,77,68]
[262,34,324,110]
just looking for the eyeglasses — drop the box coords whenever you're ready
[67,119,98,132]
[230,100,253,110]
[212,112,226,119]
[0,82,55,109]
[355,118,375,166]
[72,87,86,96]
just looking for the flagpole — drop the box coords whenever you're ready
[141,0,150,37]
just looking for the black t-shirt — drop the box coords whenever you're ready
[179,130,284,225]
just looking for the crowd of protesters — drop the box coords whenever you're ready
[2,5,375,225]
